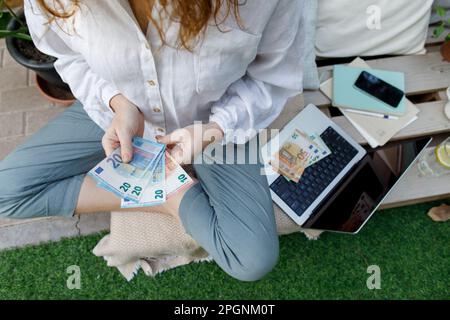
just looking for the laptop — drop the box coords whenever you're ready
[261,104,431,234]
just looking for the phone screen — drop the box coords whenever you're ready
[354,71,405,108]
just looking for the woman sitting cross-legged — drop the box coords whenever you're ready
[0,0,305,281]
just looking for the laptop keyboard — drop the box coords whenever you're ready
[270,126,358,217]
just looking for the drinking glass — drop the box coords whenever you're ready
[418,137,450,177]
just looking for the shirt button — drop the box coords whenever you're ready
[147,80,156,87]
[153,106,161,113]
[145,42,151,50]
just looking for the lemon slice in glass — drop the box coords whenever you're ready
[435,143,450,169]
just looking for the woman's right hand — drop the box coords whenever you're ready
[102,94,145,163]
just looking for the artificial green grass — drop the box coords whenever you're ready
[0,201,449,300]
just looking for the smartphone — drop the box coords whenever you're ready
[354,71,405,108]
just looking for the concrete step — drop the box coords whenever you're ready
[0,212,110,251]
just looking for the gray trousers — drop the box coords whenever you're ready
[0,102,278,281]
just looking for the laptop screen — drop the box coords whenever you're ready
[301,137,431,233]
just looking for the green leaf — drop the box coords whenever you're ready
[437,6,447,17]
[434,24,446,38]
[11,32,32,41]
[0,10,30,40]
[0,11,11,30]
[0,30,15,38]
[446,33,450,42]
[0,29,32,41]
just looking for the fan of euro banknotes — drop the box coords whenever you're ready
[88,137,194,208]
[270,129,332,183]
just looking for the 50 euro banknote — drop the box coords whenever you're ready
[270,129,331,183]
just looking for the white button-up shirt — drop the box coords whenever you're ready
[25,0,305,143]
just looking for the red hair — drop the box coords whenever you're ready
[36,0,243,50]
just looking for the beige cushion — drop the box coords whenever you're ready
[315,0,433,57]
[93,205,322,280]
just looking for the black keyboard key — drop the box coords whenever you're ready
[291,201,301,210]
[280,190,291,200]
[270,126,358,218]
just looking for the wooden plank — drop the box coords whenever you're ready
[437,89,448,101]
[269,93,305,131]
[426,26,448,46]
[271,93,335,131]
[380,147,450,209]
[365,52,450,95]
[308,51,450,110]
[426,45,442,54]
[303,90,330,107]
[332,101,450,145]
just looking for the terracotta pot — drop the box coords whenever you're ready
[441,41,450,62]
[35,74,76,107]
[5,0,23,8]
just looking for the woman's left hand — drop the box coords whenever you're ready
[157,122,224,165]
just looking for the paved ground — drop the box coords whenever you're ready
[0,38,110,250]
[0,38,64,160]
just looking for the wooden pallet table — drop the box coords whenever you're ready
[273,29,450,210]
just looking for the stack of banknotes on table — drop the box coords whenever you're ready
[88,137,194,208]
[270,129,332,183]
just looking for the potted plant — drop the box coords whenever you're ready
[0,0,75,106]
[433,5,450,62]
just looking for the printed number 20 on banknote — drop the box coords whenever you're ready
[89,139,165,202]
[121,153,194,208]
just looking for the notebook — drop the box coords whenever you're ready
[321,58,419,148]
[332,65,406,116]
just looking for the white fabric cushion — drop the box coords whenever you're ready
[315,0,434,57]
